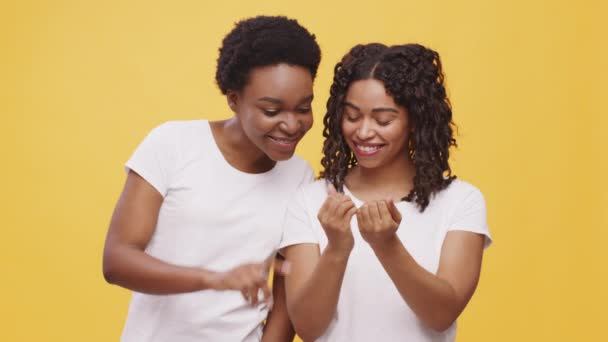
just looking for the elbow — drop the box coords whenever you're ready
[288,308,326,342]
[102,264,117,284]
[425,313,457,333]
[102,250,119,285]
[428,319,455,333]
[294,329,322,342]
[291,315,328,342]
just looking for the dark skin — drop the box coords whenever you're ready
[103,63,313,341]
[283,79,485,340]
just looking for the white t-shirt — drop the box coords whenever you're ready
[280,178,492,342]
[121,120,314,342]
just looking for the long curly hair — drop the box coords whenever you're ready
[320,43,457,212]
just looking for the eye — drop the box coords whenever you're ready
[377,120,392,126]
[262,108,280,116]
[296,107,312,114]
[343,112,360,122]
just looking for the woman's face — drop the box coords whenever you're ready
[229,63,314,161]
[341,78,411,169]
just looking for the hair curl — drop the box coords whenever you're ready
[320,43,457,212]
[215,16,321,94]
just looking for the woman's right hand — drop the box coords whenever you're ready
[317,183,357,253]
[209,256,290,307]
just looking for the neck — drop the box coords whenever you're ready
[346,154,415,202]
[211,118,275,173]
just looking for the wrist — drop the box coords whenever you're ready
[200,269,222,290]
[323,243,352,261]
[369,234,401,253]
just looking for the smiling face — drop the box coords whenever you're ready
[229,63,314,161]
[341,78,411,170]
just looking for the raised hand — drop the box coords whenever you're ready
[317,183,357,253]
[357,199,402,249]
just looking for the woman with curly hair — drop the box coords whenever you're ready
[102,16,321,342]
[280,43,492,341]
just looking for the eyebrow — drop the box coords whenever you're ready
[343,101,398,114]
[258,97,282,104]
[257,94,314,105]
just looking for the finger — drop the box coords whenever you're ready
[346,206,358,221]
[358,204,371,230]
[241,289,250,302]
[249,286,260,306]
[318,195,336,222]
[378,200,392,223]
[327,182,337,195]
[386,199,402,222]
[336,198,355,218]
[262,284,272,307]
[369,201,382,226]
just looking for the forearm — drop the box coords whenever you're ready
[103,244,216,294]
[288,246,349,341]
[262,272,295,342]
[372,239,461,331]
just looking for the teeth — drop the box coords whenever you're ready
[356,144,381,152]
[270,136,296,143]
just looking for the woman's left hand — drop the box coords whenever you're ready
[357,199,402,249]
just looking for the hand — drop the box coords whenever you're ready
[317,183,357,253]
[357,199,402,249]
[208,255,291,307]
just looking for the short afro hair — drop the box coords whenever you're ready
[216,16,321,94]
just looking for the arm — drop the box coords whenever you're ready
[282,243,350,342]
[282,184,356,341]
[261,264,295,342]
[103,171,272,301]
[359,201,486,332]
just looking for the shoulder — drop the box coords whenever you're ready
[298,178,329,202]
[430,178,486,213]
[276,154,315,182]
[150,120,209,139]
[445,179,483,197]
[144,120,210,150]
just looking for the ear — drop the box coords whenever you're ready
[226,90,239,113]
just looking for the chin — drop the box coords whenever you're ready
[269,151,295,161]
[355,158,383,169]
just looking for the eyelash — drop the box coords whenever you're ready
[344,114,392,126]
[262,108,311,116]
[344,113,359,122]
[262,109,279,116]
[296,107,312,114]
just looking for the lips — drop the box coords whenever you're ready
[353,142,385,156]
[266,135,300,151]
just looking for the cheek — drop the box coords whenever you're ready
[301,115,314,131]
[340,119,356,137]
[384,126,410,146]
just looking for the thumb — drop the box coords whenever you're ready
[386,199,402,223]
[327,182,337,195]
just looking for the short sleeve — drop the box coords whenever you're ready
[447,187,492,248]
[279,186,319,250]
[125,123,177,197]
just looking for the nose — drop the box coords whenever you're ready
[279,112,302,136]
[356,118,375,140]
